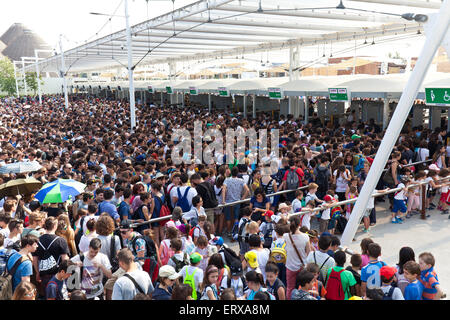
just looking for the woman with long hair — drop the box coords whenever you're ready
[56,214,77,257]
[395,247,416,295]
[432,145,447,169]
[12,281,37,300]
[214,175,226,235]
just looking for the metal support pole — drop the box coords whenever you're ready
[421,184,427,220]
[382,97,389,130]
[13,62,19,97]
[208,93,211,113]
[34,52,42,104]
[59,36,69,110]
[21,59,28,96]
[341,0,450,247]
[304,96,309,124]
[125,0,136,130]
[447,109,450,133]
[253,94,256,119]
[243,94,247,119]
[161,91,163,106]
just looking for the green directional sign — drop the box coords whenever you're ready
[148,85,153,93]
[425,88,450,106]
[268,87,283,99]
[218,87,229,97]
[166,86,173,94]
[329,88,349,102]
[189,86,198,95]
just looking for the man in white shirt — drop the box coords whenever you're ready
[171,173,198,212]
[112,248,154,300]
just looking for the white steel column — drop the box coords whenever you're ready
[243,94,247,119]
[208,93,211,113]
[13,62,19,97]
[341,0,450,247]
[21,59,28,96]
[59,36,69,110]
[382,98,389,130]
[125,0,136,130]
[304,96,309,124]
[253,94,256,119]
[34,52,42,104]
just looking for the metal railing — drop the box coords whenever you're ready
[130,158,435,228]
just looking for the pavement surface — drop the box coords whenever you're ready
[223,199,450,299]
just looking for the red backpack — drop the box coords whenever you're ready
[325,268,346,300]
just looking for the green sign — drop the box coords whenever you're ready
[218,87,229,97]
[268,87,283,99]
[425,88,450,106]
[189,86,198,95]
[329,88,349,102]
[166,86,173,94]
[148,85,153,93]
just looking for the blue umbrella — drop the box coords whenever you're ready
[0,161,42,174]
[34,179,86,204]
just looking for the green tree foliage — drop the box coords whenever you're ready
[25,72,39,94]
[0,57,18,96]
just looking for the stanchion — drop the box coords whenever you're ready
[421,184,427,220]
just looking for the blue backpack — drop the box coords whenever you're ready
[176,187,192,212]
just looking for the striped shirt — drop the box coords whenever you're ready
[419,267,439,300]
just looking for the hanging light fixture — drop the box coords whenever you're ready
[336,0,346,9]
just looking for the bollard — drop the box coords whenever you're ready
[421,184,427,220]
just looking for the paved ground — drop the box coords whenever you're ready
[223,200,450,299]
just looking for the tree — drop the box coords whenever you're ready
[25,72,39,95]
[0,57,18,96]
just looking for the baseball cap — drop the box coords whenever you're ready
[159,265,180,280]
[176,223,187,234]
[351,134,361,140]
[119,220,133,230]
[190,252,203,264]
[323,195,333,202]
[429,164,440,171]
[262,210,274,218]
[230,264,243,276]
[379,266,397,280]
[244,251,259,269]
[210,236,224,246]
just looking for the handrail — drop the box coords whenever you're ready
[130,158,436,228]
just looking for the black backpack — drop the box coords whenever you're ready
[196,182,218,209]
[222,247,242,270]
[236,218,251,243]
[263,222,274,249]
[170,252,190,273]
[74,216,86,252]
[383,286,396,300]
[109,235,120,273]
[315,167,329,191]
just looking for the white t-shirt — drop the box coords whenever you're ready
[334,169,350,193]
[179,265,204,293]
[112,269,154,300]
[380,285,404,300]
[171,186,198,210]
[418,148,429,161]
[79,233,98,253]
[306,250,336,282]
[394,183,407,200]
[321,207,331,220]
[3,234,20,248]
[76,215,99,234]
[300,211,313,230]
[71,252,112,299]
[292,199,302,213]
[248,248,270,282]
[283,232,309,271]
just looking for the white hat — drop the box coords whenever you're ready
[159,265,180,280]
[429,164,440,171]
[278,203,289,210]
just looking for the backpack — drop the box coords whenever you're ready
[227,275,247,291]
[0,250,14,276]
[270,242,287,264]
[131,234,158,281]
[74,216,86,252]
[154,196,171,227]
[325,268,347,300]
[263,222,274,249]
[109,235,120,273]
[315,167,329,191]
[353,155,366,173]
[5,240,21,252]
[176,187,192,212]
[334,216,348,235]
[383,286,396,300]
[313,252,331,284]
[196,183,218,209]
[183,267,198,300]
[170,252,189,273]
[0,255,30,300]
[231,221,239,241]
[286,169,300,190]
[235,218,251,242]
[38,236,62,274]
[222,247,242,270]
[189,226,201,239]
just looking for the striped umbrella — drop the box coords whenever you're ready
[34,179,86,204]
[0,161,42,174]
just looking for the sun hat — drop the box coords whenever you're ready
[278,203,289,210]
[159,265,180,280]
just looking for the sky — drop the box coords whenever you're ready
[0,0,442,69]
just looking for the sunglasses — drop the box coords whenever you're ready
[120,230,129,234]
[24,289,37,297]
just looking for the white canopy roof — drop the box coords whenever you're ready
[25,0,441,73]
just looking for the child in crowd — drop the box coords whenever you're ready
[437,169,450,215]
[418,252,444,300]
[307,230,319,252]
[260,210,275,249]
[270,223,288,286]
[291,190,304,213]
[220,265,248,300]
[391,177,410,224]
[299,200,315,230]
[245,271,274,300]
[379,266,404,300]
[345,186,358,220]
[290,270,317,301]
[406,171,426,218]
[237,206,252,259]
[361,243,386,296]
[180,252,204,300]
[403,261,424,300]
[193,236,210,272]
[277,203,290,220]
[244,250,261,274]
[345,254,362,297]
[304,183,323,206]
[360,238,374,267]
[168,238,189,273]
[305,263,327,300]
[265,262,286,300]
[200,265,220,300]
[192,215,207,245]
[319,195,334,235]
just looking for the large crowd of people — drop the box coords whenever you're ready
[0,94,448,300]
